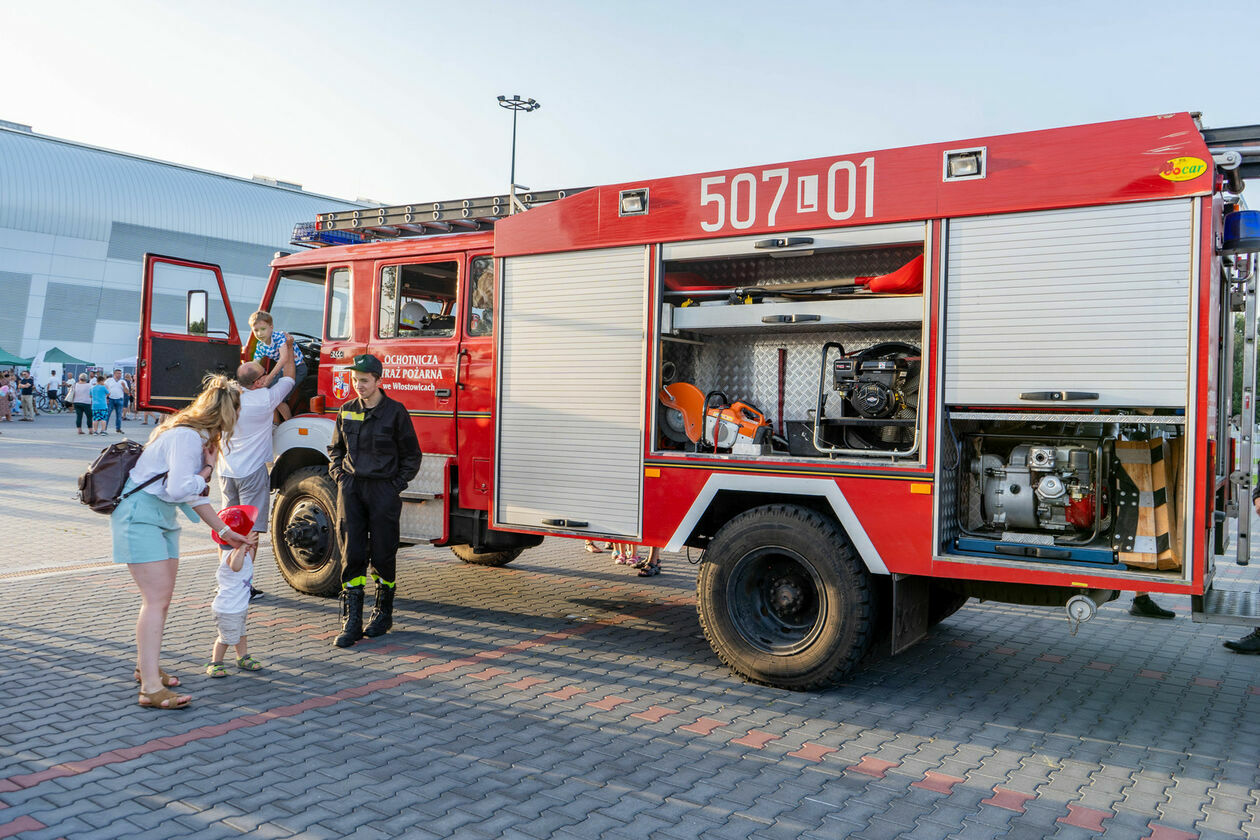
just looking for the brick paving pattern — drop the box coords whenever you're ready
[0,416,1259,838]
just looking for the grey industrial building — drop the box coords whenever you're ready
[0,120,366,377]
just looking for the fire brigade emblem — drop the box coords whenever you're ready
[332,370,350,400]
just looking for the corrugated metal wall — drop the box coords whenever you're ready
[0,125,367,367]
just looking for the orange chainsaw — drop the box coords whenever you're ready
[659,383,772,451]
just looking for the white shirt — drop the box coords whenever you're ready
[105,377,125,400]
[130,425,209,504]
[213,549,253,613]
[219,377,294,478]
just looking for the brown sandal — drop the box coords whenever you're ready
[137,687,191,710]
[133,667,180,688]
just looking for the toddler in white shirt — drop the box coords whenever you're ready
[206,506,264,676]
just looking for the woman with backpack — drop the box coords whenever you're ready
[112,373,255,710]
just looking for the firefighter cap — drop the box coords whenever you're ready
[347,353,383,376]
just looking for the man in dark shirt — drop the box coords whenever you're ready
[327,354,422,648]
[18,371,35,420]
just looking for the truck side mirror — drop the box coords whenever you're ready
[187,290,208,336]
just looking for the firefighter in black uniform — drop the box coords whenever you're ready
[327,354,422,648]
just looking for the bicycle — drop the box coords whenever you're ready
[33,392,64,414]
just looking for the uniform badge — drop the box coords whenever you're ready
[332,370,350,400]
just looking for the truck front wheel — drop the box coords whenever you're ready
[450,545,523,567]
[271,466,343,596]
[697,504,872,690]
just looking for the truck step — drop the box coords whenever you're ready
[1193,581,1260,626]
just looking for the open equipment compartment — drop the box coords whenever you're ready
[654,222,929,463]
[932,199,1197,579]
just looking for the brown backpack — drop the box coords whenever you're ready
[77,441,167,514]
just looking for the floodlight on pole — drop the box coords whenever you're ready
[497,94,540,213]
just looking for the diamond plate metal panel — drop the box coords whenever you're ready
[401,454,449,499]
[399,498,444,542]
[666,328,921,423]
[1194,582,1260,627]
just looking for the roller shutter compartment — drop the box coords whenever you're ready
[944,199,1194,408]
[495,246,648,537]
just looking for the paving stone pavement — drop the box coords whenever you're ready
[1,415,1260,838]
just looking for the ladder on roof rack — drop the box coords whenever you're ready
[291,186,590,247]
[1202,124,1260,185]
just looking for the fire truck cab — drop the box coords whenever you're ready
[138,113,1260,690]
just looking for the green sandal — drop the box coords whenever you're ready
[237,655,263,671]
[205,661,228,678]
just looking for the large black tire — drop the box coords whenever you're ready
[450,545,523,567]
[697,504,872,691]
[270,466,343,596]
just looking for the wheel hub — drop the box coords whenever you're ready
[726,547,827,656]
[770,577,805,616]
[282,499,332,569]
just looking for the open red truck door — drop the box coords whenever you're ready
[137,254,242,412]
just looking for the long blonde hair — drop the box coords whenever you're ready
[149,373,241,452]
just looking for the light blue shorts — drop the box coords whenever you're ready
[111,480,197,564]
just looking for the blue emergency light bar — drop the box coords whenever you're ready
[291,221,368,248]
[1223,210,1260,255]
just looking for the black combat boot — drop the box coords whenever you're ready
[363,582,395,638]
[1224,628,1260,654]
[1129,594,1174,619]
[334,586,365,648]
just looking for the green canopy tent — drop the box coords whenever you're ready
[39,347,95,382]
[42,347,91,366]
[0,346,33,369]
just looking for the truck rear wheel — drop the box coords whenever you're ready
[271,466,343,596]
[450,545,523,567]
[697,504,872,690]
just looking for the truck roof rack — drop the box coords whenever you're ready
[291,186,589,248]
[1202,124,1260,184]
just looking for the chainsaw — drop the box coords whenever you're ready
[659,383,772,454]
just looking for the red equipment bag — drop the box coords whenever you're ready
[855,254,925,294]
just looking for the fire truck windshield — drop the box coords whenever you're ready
[267,270,326,338]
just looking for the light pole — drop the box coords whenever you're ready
[497,94,540,213]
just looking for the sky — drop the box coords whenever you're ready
[2,0,1257,206]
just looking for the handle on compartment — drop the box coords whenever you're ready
[541,517,589,528]
[761,314,822,324]
[1019,391,1099,401]
[754,236,814,249]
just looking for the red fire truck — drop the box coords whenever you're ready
[138,112,1260,689]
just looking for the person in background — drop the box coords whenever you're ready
[71,373,93,434]
[45,371,59,411]
[121,372,133,420]
[18,370,35,420]
[105,369,126,433]
[90,374,110,435]
[0,375,11,423]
